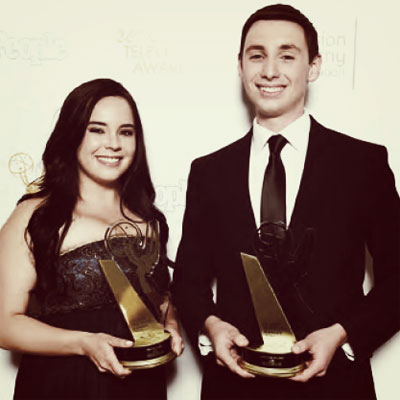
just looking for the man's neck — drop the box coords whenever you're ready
[256,109,305,133]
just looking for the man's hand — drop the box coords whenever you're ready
[204,315,254,378]
[290,323,348,382]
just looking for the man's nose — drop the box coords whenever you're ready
[261,59,279,80]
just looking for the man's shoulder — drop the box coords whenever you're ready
[191,131,252,171]
[311,117,387,158]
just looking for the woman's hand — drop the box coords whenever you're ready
[80,332,134,377]
[162,299,184,356]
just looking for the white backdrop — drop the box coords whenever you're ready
[0,0,399,399]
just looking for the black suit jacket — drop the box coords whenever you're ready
[172,116,400,363]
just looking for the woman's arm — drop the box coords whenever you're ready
[0,199,133,377]
[161,296,184,356]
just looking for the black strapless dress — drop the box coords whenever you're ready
[13,239,167,400]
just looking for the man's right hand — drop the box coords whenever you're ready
[204,315,255,378]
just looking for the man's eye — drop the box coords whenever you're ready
[249,53,263,60]
[282,55,295,61]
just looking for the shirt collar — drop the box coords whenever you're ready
[252,111,310,153]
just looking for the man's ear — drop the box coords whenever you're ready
[238,56,243,79]
[308,54,322,82]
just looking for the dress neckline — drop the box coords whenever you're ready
[59,236,140,259]
[59,239,105,258]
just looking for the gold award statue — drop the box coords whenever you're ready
[8,152,43,193]
[98,220,176,370]
[239,222,314,378]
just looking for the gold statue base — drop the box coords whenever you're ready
[239,360,303,378]
[239,333,305,378]
[115,330,176,370]
[239,348,304,378]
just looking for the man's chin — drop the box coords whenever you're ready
[256,109,285,121]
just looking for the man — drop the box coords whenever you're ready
[172,4,399,399]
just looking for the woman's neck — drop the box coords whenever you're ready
[77,176,123,219]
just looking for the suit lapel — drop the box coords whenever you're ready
[290,116,328,230]
[222,131,257,249]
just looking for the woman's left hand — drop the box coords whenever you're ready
[166,324,184,356]
[162,299,184,356]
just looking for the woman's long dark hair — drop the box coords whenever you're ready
[19,78,169,297]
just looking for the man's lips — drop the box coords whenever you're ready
[257,85,285,95]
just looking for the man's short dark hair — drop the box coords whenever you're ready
[239,4,319,62]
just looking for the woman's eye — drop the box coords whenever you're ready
[88,127,104,134]
[120,130,134,137]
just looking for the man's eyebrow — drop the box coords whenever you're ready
[245,45,265,53]
[279,44,301,52]
[245,43,301,53]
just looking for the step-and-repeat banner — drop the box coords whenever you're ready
[1,0,399,399]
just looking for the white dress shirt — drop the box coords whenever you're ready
[249,112,310,228]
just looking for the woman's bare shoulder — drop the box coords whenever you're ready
[16,197,45,213]
[1,197,45,236]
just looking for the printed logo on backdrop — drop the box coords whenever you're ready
[0,31,67,65]
[8,153,42,193]
[318,19,357,88]
[117,29,181,75]
[155,180,186,213]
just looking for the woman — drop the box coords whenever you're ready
[0,78,183,399]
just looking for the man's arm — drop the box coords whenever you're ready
[338,146,400,358]
[172,159,255,378]
[172,159,218,346]
[291,145,399,380]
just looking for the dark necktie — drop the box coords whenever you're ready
[261,134,288,226]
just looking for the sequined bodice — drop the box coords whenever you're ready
[29,238,144,318]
